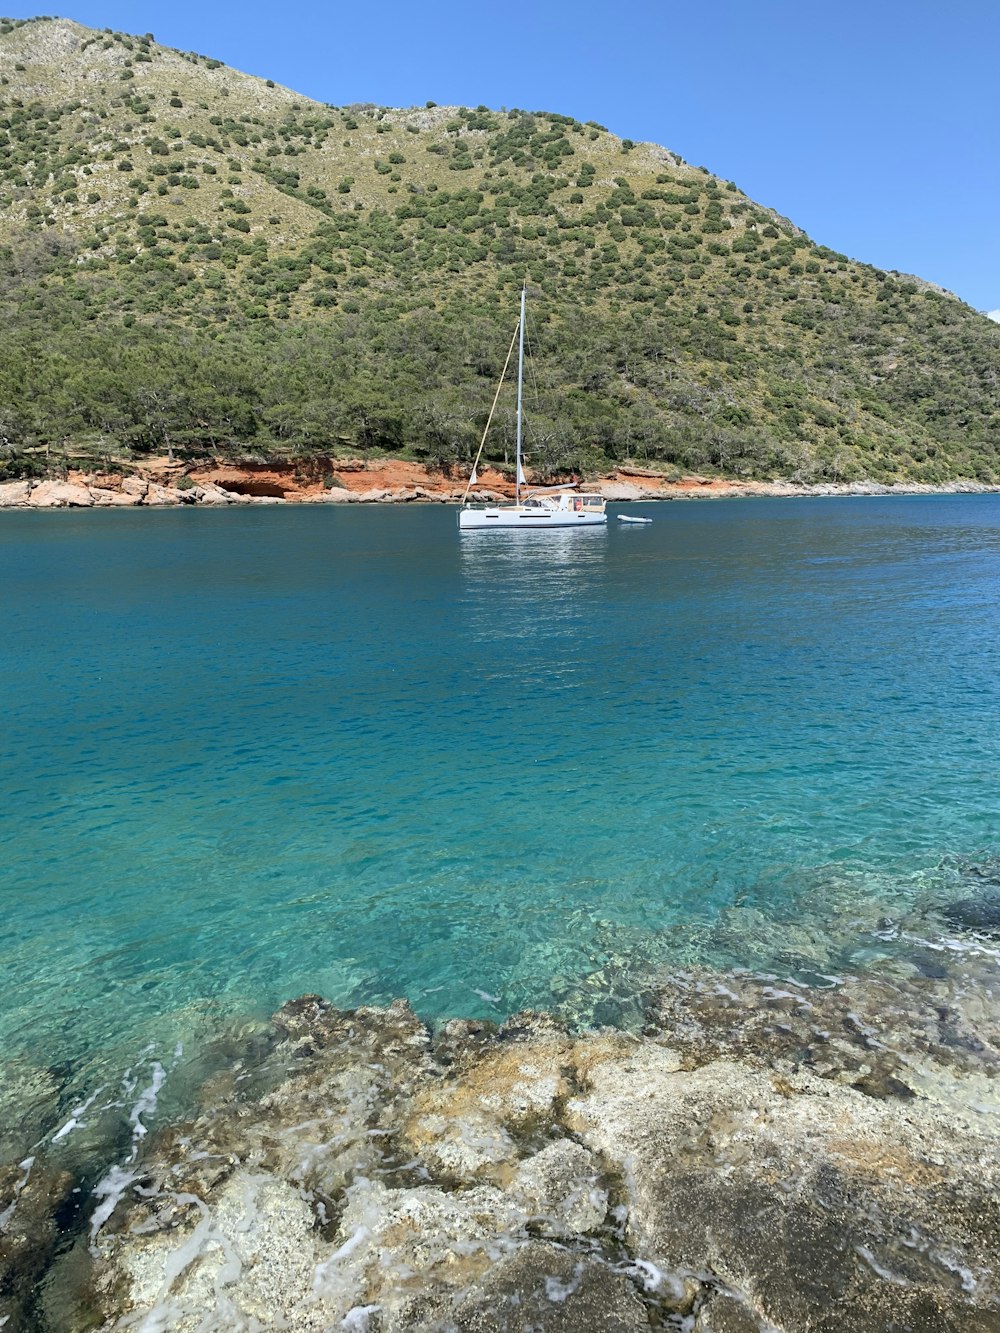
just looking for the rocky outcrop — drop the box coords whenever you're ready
[2,468,997,511]
[567,1047,1000,1331]
[644,966,1000,1114]
[77,1002,657,1331]
[34,969,991,1332]
[0,479,32,506]
[0,956,996,1329]
[592,480,653,501]
[0,477,249,508]
[190,483,239,506]
[306,483,474,503]
[25,479,94,507]
[142,482,187,506]
[448,1241,650,1332]
[90,487,140,506]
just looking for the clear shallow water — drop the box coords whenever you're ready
[2,497,1000,1092]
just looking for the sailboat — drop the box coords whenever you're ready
[457,286,607,531]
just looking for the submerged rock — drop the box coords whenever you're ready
[646,966,1000,1114]
[0,1059,62,1161]
[942,887,1000,936]
[0,1157,75,1328]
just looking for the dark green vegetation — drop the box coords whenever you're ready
[1,17,998,482]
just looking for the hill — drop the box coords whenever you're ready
[1,15,998,484]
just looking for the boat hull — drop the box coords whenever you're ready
[459,507,607,530]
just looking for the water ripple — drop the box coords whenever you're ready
[0,497,998,1073]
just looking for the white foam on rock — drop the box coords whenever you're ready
[106,1173,322,1329]
[83,1056,172,1248]
[342,1302,381,1330]
[625,1256,686,1297]
[51,1088,102,1143]
[855,1244,911,1287]
[129,1062,166,1153]
[544,1261,584,1303]
[90,1165,139,1243]
[315,1223,369,1279]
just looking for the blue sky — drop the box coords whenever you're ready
[17,0,999,313]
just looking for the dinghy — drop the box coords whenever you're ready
[617,514,652,525]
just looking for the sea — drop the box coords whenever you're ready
[1,496,999,1159]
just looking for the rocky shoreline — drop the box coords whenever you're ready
[1,462,998,511]
[2,951,998,1331]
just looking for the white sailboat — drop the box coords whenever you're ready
[458,286,607,532]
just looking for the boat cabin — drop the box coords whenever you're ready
[523,491,605,513]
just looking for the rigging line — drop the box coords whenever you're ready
[460,319,520,506]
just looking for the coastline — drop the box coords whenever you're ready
[1,459,998,511]
[3,947,998,1331]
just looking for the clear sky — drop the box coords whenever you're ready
[15,0,999,313]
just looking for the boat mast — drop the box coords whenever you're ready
[515,282,526,505]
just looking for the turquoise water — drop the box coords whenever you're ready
[2,497,1000,1092]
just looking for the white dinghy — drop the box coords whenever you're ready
[617,514,652,525]
[458,285,607,532]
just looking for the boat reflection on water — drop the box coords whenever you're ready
[458,520,608,569]
[457,522,609,643]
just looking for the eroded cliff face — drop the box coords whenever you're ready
[5,956,995,1333]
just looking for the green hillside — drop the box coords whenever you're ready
[1,15,998,483]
